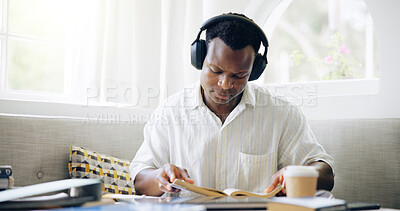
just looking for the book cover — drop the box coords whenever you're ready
[0,165,12,178]
[267,196,347,211]
[171,179,283,198]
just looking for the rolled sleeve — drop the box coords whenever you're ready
[278,106,334,172]
[129,110,170,183]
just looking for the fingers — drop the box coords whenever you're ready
[163,164,177,182]
[264,184,274,193]
[157,164,193,193]
[280,173,287,194]
[156,170,174,192]
[265,168,287,194]
[180,168,194,184]
[264,173,280,193]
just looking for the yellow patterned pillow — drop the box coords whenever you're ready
[69,146,134,195]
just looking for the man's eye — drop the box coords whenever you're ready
[210,68,221,74]
[233,75,246,79]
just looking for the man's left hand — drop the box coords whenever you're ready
[264,167,287,195]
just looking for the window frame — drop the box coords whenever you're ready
[0,0,391,120]
[258,0,379,99]
[0,0,8,93]
[0,0,76,104]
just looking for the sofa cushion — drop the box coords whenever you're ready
[69,146,134,195]
[0,114,398,208]
[0,114,147,187]
[309,119,400,209]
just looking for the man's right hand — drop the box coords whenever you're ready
[134,163,194,196]
[156,163,194,193]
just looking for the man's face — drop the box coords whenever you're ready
[200,37,254,108]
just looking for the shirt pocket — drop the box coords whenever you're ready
[238,151,277,192]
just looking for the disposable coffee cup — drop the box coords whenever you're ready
[284,165,319,197]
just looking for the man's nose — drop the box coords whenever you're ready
[217,75,233,90]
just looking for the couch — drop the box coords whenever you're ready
[0,114,399,208]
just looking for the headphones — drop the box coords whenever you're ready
[191,14,269,81]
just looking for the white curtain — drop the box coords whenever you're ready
[67,0,277,109]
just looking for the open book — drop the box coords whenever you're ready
[171,179,283,198]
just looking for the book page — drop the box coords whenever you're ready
[172,179,283,198]
[172,179,227,197]
[223,185,283,198]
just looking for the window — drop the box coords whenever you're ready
[0,0,149,107]
[258,0,379,97]
[0,0,74,101]
[0,0,164,117]
[0,0,383,118]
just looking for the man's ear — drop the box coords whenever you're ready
[191,40,207,70]
[248,54,266,81]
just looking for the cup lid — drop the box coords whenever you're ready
[284,165,319,177]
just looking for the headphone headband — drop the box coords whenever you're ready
[191,14,269,81]
[194,14,269,58]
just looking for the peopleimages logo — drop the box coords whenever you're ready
[84,113,151,125]
[84,85,164,108]
[84,113,215,125]
[267,84,318,107]
[82,84,319,125]
[83,84,319,108]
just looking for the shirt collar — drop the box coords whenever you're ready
[186,81,203,110]
[240,82,256,110]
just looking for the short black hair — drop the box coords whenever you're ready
[205,13,261,54]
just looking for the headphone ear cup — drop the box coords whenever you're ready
[249,53,266,81]
[191,40,207,70]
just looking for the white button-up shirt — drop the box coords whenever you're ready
[130,82,333,194]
